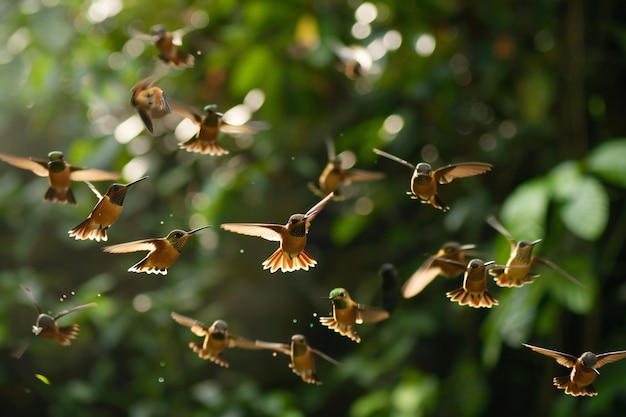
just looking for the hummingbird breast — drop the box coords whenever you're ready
[412,176,436,199]
[571,363,597,387]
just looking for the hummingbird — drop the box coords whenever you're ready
[329,39,373,79]
[102,226,210,275]
[522,343,626,396]
[131,77,172,135]
[446,259,499,308]
[319,287,389,343]
[171,312,261,368]
[379,263,401,313]
[130,24,195,68]
[486,216,583,288]
[372,148,493,211]
[402,242,476,299]
[255,334,342,384]
[169,101,258,156]
[220,192,334,273]
[68,176,149,242]
[308,137,384,200]
[12,285,96,359]
[0,151,120,205]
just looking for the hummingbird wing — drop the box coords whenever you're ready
[171,312,209,337]
[402,255,443,298]
[226,334,264,350]
[170,27,193,46]
[83,181,103,199]
[485,216,516,249]
[343,169,385,183]
[102,239,159,254]
[310,347,343,368]
[53,302,97,320]
[325,137,337,161]
[595,351,626,368]
[254,340,291,356]
[522,343,578,368]
[434,162,493,184]
[0,153,49,177]
[356,304,390,323]
[68,167,121,182]
[20,285,42,314]
[372,148,416,170]
[219,123,258,135]
[533,256,585,288]
[220,223,284,242]
[168,99,203,124]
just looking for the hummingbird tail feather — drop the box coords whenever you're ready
[493,272,534,288]
[57,324,79,346]
[44,187,76,205]
[319,317,361,343]
[68,220,108,242]
[188,342,229,367]
[177,51,195,68]
[179,137,229,156]
[553,376,598,396]
[128,261,168,275]
[262,249,317,273]
[428,195,449,212]
[446,288,498,308]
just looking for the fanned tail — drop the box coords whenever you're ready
[68,219,108,242]
[262,249,317,273]
[319,316,360,343]
[44,187,76,205]
[57,324,80,346]
[289,363,322,385]
[553,375,597,396]
[188,342,229,367]
[179,137,229,156]
[128,260,168,275]
[491,270,537,287]
[446,288,499,308]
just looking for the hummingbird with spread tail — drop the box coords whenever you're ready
[169,102,259,156]
[523,343,626,396]
[171,312,261,368]
[319,287,389,343]
[131,77,172,135]
[255,334,342,385]
[446,259,499,308]
[130,24,195,68]
[12,285,96,359]
[102,226,209,275]
[308,137,384,200]
[486,216,583,288]
[402,242,476,299]
[220,192,334,273]
[68,176,148,242]
[0,151,120,205]
[373,148,492,211]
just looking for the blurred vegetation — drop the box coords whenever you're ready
[1,0,626,416]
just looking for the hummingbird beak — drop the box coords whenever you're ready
[530,239,542,246]
[483,260,497,268]
[460,244,476,250]
[304,210,320,221]
[592,367,600,375]
[304,192,334,220]
[32,325,43,336]
[186,225,211,235]
[126,176,149,187]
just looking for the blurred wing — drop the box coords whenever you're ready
[171,312,208,337]
[219,123,258,135]
[84,181,103,200]
[485,215,516,247]
[305,192,334,218]
[171,27,193,45]
[69,167,121,182]
[356,304,390,323]
[54,302,97,320]
[168,99,202,124]
[311,348,343,368]
[220,223,284,242]
[533,256,585,288]
[325,137,336,161]
[596,351,626,368]
[522,344,577,368]
[21,285,42,314]
[102,239,159,254]
[127,26,154,41]
[372,148,415,170]
[254,340,291,356]
[344,169,385,183]
[227,335,263,350]
[434,163,493,184]
[0,153,49,176]
[402,255,441,298]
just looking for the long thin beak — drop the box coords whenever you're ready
[126,176,149,188]
[483,260,496,267]
[530,239,542,246]
[592,367,600,375]
[304,192,334,220]
[460,244,476,250]
[186,225,211,235]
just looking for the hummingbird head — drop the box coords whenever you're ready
[581,352,599,373]
[328,288,351,309]
[47,151,64,161]
[286,214,309,237]
[203,104,220,114]
[211,320,228,334]
[150,24,167,36]
[107,176,149,205]
[165,226,210,251]
[415,163,432,176]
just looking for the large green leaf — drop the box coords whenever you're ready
[587,138,626,187]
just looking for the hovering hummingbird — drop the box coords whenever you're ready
[523,343,626,396]
[220,192,334,273]
[446,259,498,308]
[130,24,195,68]
[486,216,583,288]
[255,334,342,384]
[308,137,384,200]
[169,102,258,156]
[402,242,476,299]
[12,285,96,359]
[131,77,172,135]
[372,148,493,211]
[379,263,401,313]
[68,176,149,242]
[319,287,389,343]
[0,151,120,205]
[102,226,209,275]
[171,312,261,368]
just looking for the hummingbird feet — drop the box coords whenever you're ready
[553,375,597,396]
[318,317,361,343]
[446,288,499,308]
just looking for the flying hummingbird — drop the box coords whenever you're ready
[130,24,195,68]
[486,216,584,288]
[329,39,373,79]
[446,259,499,308]
[171,312,261,368]
[523,343,626,396]
[319,287,389,343]
[402,242,476,299]
[131,77,172,135]
[0,151,120,205]
[102,226,209,275]
[372,148,493,211]
[255,334,342,384]
[220,192,334,273]
[169,102,259,156]
[379,263,401,313]
[68,176,149,242]
[308,137,384,200]
[12,285,96,359]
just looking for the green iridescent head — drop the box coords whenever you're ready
[47,151,64,161]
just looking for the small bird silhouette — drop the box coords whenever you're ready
[171,312,261,367]
[130,77,172,135]
[319,287,389,343]
[523,343,626,396]
[103,226,209,275]
[220,192,334,273]
[373,148,492,211]
[130,24,195,68]
[0,151,120,205]
[68,176,148,242]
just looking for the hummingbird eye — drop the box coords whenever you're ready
[470,263,479,269]
[290,218,299,224]
[519,242,528,248]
